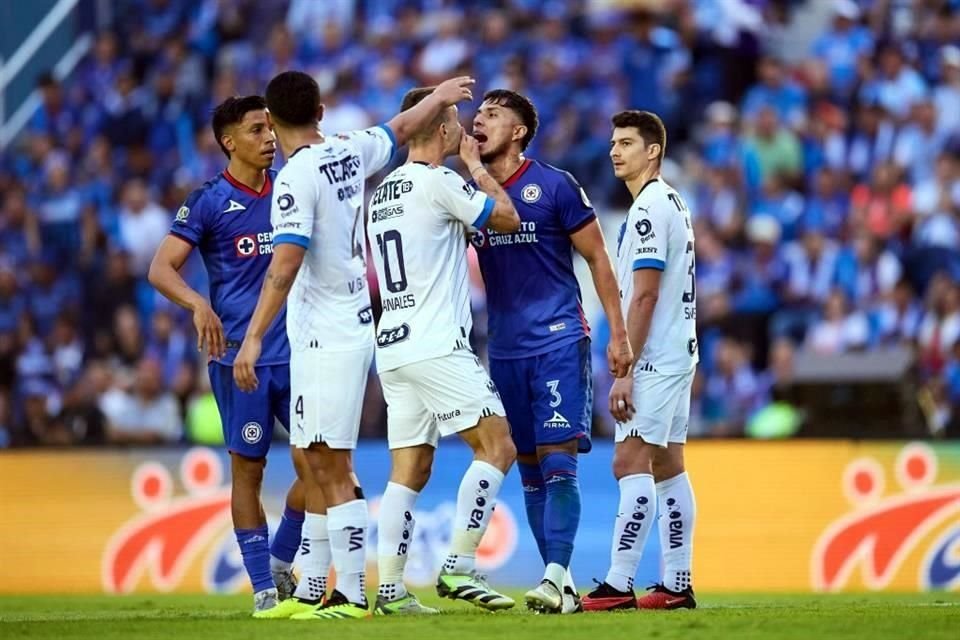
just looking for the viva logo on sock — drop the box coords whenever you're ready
[617,496,650,552]
[468,479,491,530]
[398,511,414,555]
[299,539,311,556]
[346,526,365,552]
[666,497,684,550]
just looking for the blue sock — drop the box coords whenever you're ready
[236,525,274,593]
[518,462,547,563]
[270,506,305,566]
[540,452,580,569]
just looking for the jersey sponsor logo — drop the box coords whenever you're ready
[370,178,413,206]
[376,323,411,347]
[470,229,486,248]
[687,338,698,356]
[635,218,655,243]
[235,235,257,257]
[224,200,246,213]
[347,276,367,294]
[235,233,274,258]
[277,194,295,212]
[371,204,404,222]
[358,306,373,325]
[175,206,190,223]
[549,322,566,332]
[382,293,416,312]
[241,422,263,444]
[521,183,542,203]
[337,182,362,202]
[462,183,477,197]
[273,221,301,232]
[480,221,539,248]
[435,409,462,422]
[318,155,362,185]
[544,411,570,429]
[635,246,658,254]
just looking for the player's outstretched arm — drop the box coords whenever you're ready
[234,244,305,392]
[459,132,520,232]
[148,235,225,359]
[386,76,475,146]
[571,222,632,377]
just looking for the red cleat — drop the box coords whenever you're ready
[636,584,697,610]
[581,581,637,612]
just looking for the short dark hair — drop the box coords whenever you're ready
[211,95,267,158]
[482,89,538,150]
[401,86,450,143]
[611,110,666,164]
[265,71,321,127]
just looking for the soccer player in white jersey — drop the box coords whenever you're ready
[234,71,476,620]
[367,87,521,614]
[583,111,698,612]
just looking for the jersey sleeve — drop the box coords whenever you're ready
[556,171,597,234]
[344,125,397,177]
[169,188,208,246]
[271,161,318,250]
[432,169,495,228]
[630,200,670,271]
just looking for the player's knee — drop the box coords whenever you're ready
[490,434,517,472]
[230,453,265,488]
[612,446,653,481]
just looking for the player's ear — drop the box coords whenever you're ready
[317,104,325,122]
[647,143,661,161]
[513,124,527,144]
[221,133,236,155]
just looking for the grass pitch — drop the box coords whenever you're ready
[2,591,959,640]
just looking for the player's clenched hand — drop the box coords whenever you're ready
[193,302,225,359]
[233,337,261,392]
[459,131,482,169]
[609,376,635,423]
[432,76,475,106]
[607,335,633,378]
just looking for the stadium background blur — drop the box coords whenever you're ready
[2,0,960,449]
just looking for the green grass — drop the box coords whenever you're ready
[2,592,959,640]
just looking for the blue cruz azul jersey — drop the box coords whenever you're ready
[169,169,289,367]
[472,159,595,359]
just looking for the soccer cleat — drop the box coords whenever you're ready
[636,584,697,610]
[258,596,321,619]
[251,588,282,618]
[436,570,515,611]
[524,579,562,613]
[562,585,583,614]
[582,581,637,612]
[374,592,440,615]
[290,590,370,620]
[272,569,298,601]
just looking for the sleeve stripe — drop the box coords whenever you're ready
[473,195,495,229]
[567,213,597,235]
[273,233,311,250]
[168,230,197,247]
[377,123,398,161]
[633,258,665,271]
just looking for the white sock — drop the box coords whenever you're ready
[327,499,369,605]
[544,562,565,590]
[605,473,656,592]
[377,482,419,601]
[657,472,695,592]
[292,513,330,603]
[564,568,577,594]
[444,460,504,574]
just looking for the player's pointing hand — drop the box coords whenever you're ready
[233,336,261,393]
[433,76,475,106]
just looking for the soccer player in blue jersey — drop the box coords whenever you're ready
[148,96,309,617]
[470,90,633,613]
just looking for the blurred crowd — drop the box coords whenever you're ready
[1,0,959,447]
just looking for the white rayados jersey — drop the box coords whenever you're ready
[271,125,396,352]
[616,177,699,375]
[367,162,494,371]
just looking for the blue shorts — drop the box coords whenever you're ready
[489,338,593,456]
[208,362,290,458]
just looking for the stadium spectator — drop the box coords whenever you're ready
[99,357,182,444]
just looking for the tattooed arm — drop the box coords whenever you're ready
[234,244,304,392]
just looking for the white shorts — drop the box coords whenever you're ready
[380,349,506,449]
[289,344,373,450]
[615,368,694,448]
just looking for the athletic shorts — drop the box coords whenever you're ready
[380,349,506,449]
[615,368,694,448]
[289,344,373,450]
[208,362,289,458]
[489,337,593,456]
